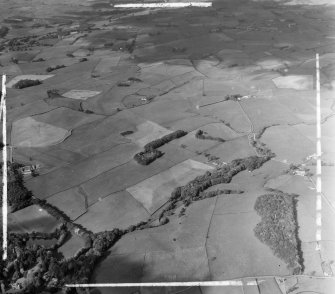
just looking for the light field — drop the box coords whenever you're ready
[126,120,173,147]
[11,117,69,147]
[126,159,214,213]
[62,89,101,100]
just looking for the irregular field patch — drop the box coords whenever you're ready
[126,120,173,147]
[198,101,251,133]
[11,117,69,147]
[79,157,176,203]
[129,97,197,127]
[126,159,214,213]
[76,191,150,232]
[8,205,61,234]
[47,187,87,221]
[207,211,289,280]
[26,143,140,200]
[272,75,313,90]
[261,125,315,163]
[33,107,104,130]
[240,98,301,132]
[57,110,143,154]
[62,89,101,100]
[7,100,58,124]
[196,136,255,164]
[58,233,85,260]
[93,56,121,75]
[143,246,210,282]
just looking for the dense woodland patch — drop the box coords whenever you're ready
[254,190,303,273]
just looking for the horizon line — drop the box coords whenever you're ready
[113,2,212,8]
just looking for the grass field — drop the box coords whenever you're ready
[272,75,314,90]
[126,120,173,147]
[126,159,214,213]
[62,89,101,100]
[11,117,70,147]
[76,191,150,232]
[261,125,315,163]
[25,143,141,199]
[8,205,61,233]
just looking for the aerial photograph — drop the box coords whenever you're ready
[1,0,335,293]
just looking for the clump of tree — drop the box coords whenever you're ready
[144,130,187,152]
[0,227,124,293]
[117,77,143,87]
[134,149,163,165]
[225,94,242,101]
[250,136,275,158]
[120,130,134,136]
[134,130,188,165]
[47,89,61,98]
[125,39,136,53]
[46,64,66,72]
[195,129,225,142]
[11,57,18,64]
[128,77,142,82]
[254,191,303,273]
[84,109,94,114]
[117,80,132,87]
[13,79,42,89]
[0,163,33,212]
[0,26,9,38]
[32,58,45,62]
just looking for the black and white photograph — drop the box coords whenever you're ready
[1,0,335,293]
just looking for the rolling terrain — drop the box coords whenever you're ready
[2,0,335,293]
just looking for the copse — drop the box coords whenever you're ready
[195,129,225,142]
[47,89,61,98]
[13,79,42,89]
[134,149,163,165]
[134,130,188,165]
[0,163,32,212]
[225,94,242,101]
[144,130,188,152]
